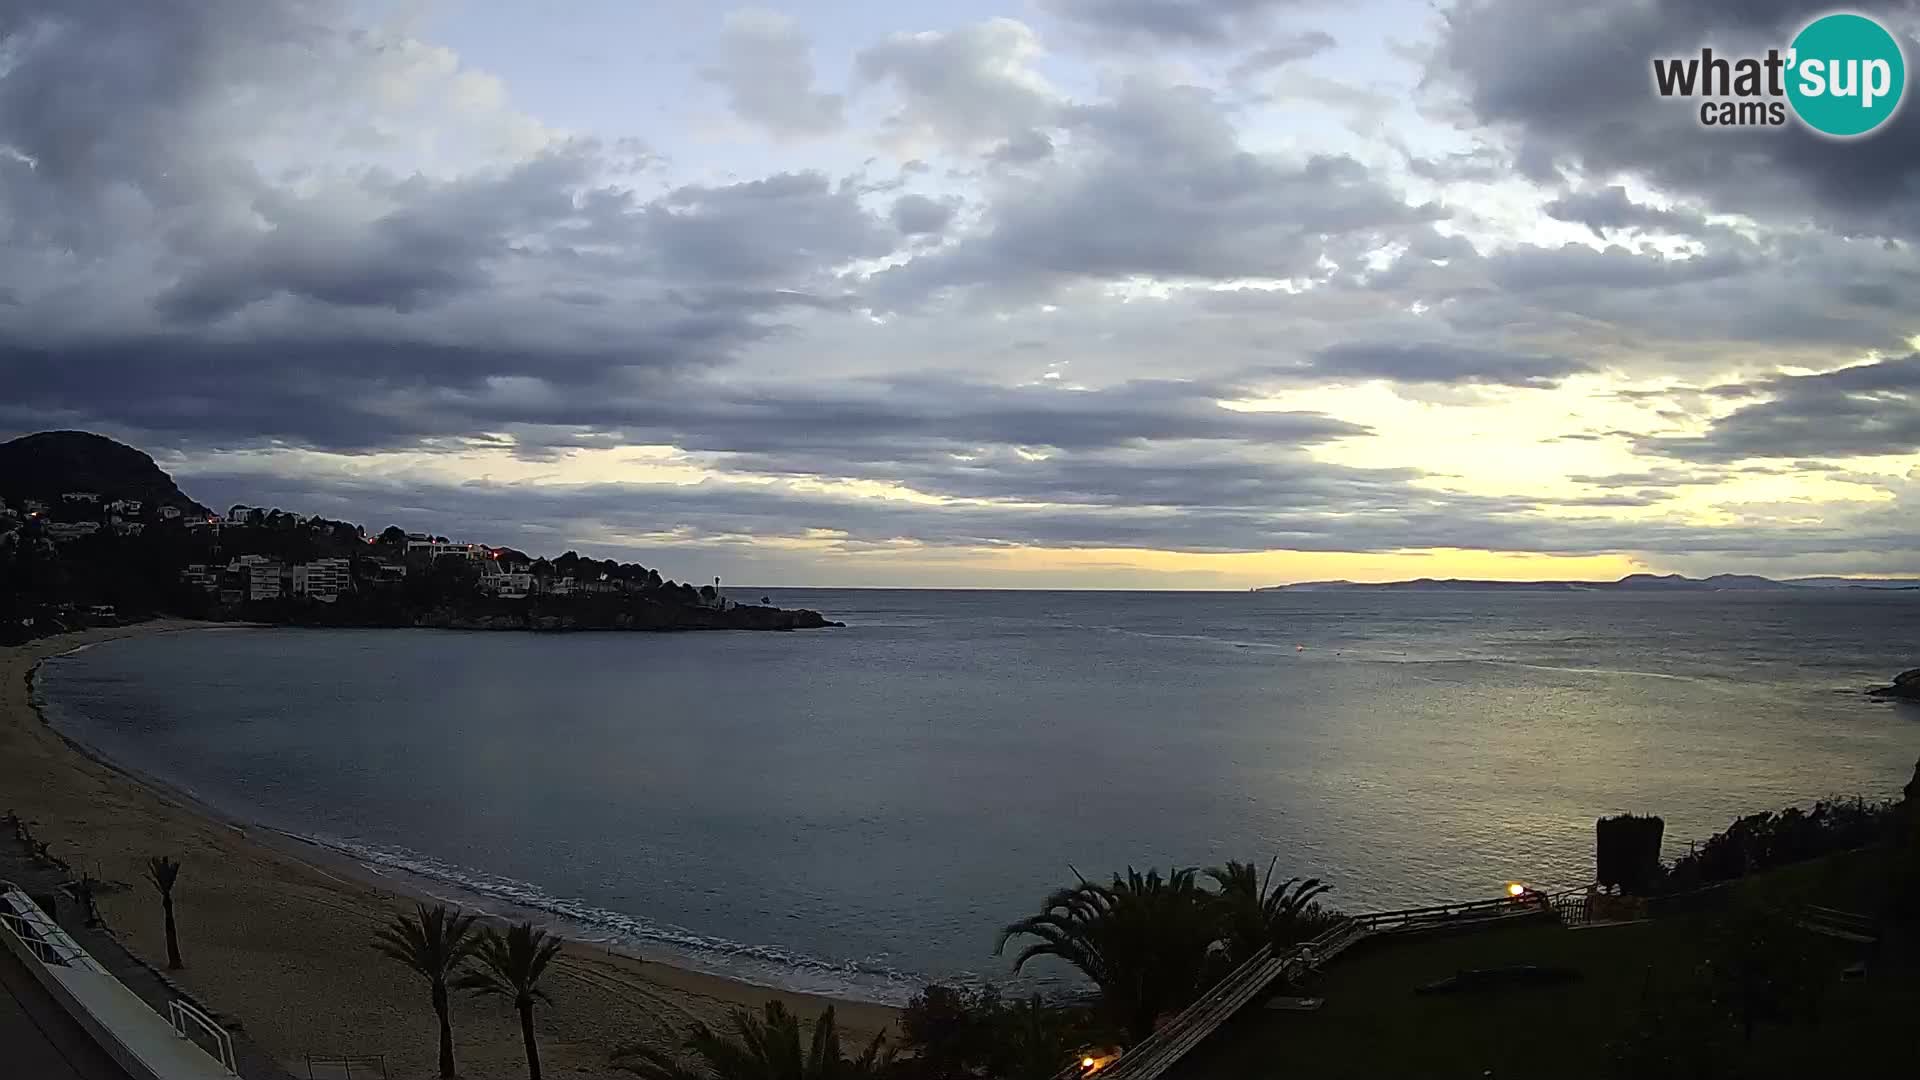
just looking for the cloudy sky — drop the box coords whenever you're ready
[3,1,1919,587]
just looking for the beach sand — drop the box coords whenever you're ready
[1,621,896,1079]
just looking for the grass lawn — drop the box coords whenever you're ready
[1171,848,1919,1079]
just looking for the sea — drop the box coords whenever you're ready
[33,589,1920,1003]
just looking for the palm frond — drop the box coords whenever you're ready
[370,903,482,984]
[145,855,180,896]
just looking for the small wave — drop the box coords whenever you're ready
[293,833,931,1004]
[1371,657,1704,683]
[1094,627,1297,652]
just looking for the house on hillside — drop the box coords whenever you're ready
[157,506,183,520]
[227,504,256,523]
[46,521,101,541]
[286,558,352,601]
[62,491,100,504]
[227,555,282,601]
[106,498,143,515]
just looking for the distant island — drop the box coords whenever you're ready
[1256,573,1920,593]
[0,430,842,641]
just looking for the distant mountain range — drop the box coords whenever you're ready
[1256,573,1920,593]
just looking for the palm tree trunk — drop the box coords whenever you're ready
[161,895,182,969]
[433,983,457,1078]
[518,1000,542,1080]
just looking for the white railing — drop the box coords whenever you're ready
[2,884,238,1079]
[168,998,239,1074]
[0,885,107,972]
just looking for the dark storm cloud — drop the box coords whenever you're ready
[1485,245,1749,293]
[1040,0,1319,48]
[890,194,957,236]
[1436,0,1920,238]
[872,82,1441,304]
[1310,342,1591,388]
[1638,355,1920,461]
[176,461,1920,562]
[1541,186,1711,239]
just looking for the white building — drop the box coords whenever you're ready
[157,506,183,521]
[62,491,100,504]
[287,558,352,601]
[22,499,48,515]
[112,521,145,536]
[180,565,221,592]
[480,571,533,599]
[106,498,143,514]
[46,521,101,541]
[227,505,256,523]
[227,555,282,601]
[406,538,484,560]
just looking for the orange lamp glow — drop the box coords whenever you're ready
[1507,883,1526,897]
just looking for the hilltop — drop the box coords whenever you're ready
[0,431,212,517]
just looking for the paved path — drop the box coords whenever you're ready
[0,941,133,1080]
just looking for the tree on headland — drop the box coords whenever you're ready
[458,922,563,1080]
[372,903,481,1079]
[145,855,184,969]
[1206,858,1332,965]
[615,1000,889,1080]
[997,867,1220,1041]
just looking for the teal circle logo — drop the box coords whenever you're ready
[1787,13,1906,137]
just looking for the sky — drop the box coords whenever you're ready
[2,0,1919,588]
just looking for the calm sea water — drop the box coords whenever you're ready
[35,590,1920,1002]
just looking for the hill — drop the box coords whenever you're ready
[0,431,211,517]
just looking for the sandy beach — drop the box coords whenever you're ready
[1,621,895,1079]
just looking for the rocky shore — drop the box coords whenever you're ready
[413,602,845,632]
[1868,667,1920,701]
[248,593,844,633]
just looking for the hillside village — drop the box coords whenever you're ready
[0,432,835,640]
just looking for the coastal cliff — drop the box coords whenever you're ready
[263,593,844,633]
[1868,667,1920,701]
[413,603,842,632]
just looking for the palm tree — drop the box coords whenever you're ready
[145,856,184,968]
[1206,858,1332,965]
[372,904,481,1079]
[457,922,563,1080]
[997,867,1221,1041]
[615,1001,888,1080]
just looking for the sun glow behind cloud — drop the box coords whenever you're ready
[4,0,1919,585]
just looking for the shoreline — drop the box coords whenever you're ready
[3,620,896,1079]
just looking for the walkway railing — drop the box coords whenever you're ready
[1076,886,1578,1080]
[1,888,107,972]
[169,998,240,1074]
[1,883,238,1079]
